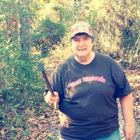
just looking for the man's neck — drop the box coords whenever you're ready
[75,52,95,65]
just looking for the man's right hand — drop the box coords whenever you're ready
[44,91,60,108]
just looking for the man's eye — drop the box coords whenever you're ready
[84,37,89,40]
[74,39,79,42]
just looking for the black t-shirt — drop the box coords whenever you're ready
[52,53,132,140]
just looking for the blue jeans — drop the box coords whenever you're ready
[59,129,121,140]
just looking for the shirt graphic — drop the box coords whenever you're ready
[69,75,106,88]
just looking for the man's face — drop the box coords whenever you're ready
[71,33,94,58]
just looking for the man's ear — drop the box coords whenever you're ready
[91,36,95,43]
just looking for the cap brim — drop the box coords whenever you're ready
[70,31,93,38]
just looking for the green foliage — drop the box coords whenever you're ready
[0,36,47,138]
[94,0,140,64]
[0,0,50,139]
[47,136,53,140]
[32,18,65,54]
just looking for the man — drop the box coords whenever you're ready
[44,21,135,140]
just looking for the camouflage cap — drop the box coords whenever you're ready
[70,21,93,38]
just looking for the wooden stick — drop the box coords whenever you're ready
[38,63,57,109]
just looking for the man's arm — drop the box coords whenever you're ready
[120,93,135,140]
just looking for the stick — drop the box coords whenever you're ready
[38,63,57,109]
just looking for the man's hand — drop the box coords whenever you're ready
[44,91,60,108]
[123,121,135,140]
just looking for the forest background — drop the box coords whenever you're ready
[0,0,140,139]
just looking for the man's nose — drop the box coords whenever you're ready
[78,40,84,46]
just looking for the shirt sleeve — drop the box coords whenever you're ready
[111,59,133,98]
